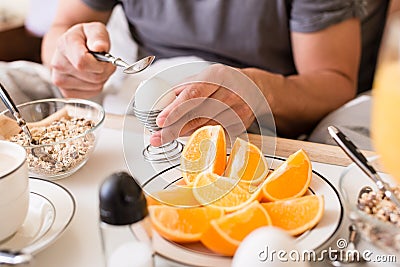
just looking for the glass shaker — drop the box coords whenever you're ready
[99,171,153,267]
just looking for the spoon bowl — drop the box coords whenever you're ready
[89,51,155,74]
[123,55,155,74]
[0,250,32,265]
[357,186,373,204]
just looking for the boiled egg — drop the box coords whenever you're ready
[232,226,310,267]
[134,77,176,111]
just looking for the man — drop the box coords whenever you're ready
[42,0,388,146]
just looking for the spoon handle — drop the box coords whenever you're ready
[0,83,33,141]
[328,126,377,177]
[89,51,129,68]
[348,224,357,245]
[0,250,32,265]
[328,126,400,207]
[0,82,19,116]
[88,51,114,63]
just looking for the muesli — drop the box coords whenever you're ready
[8,117,95,176]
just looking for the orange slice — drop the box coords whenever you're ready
[148,205,224,243]
[192,172,261,212]
[200,201,271,256]
[181,125,226,185]
[262,149,311,201]
[146,194,161,206]
[261,195,324,236]
[146,185,200,207]
[224,138,269,189]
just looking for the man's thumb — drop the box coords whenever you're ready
[84,22,111,52]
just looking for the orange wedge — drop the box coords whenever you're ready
[224,138,269,188]
[192,172,261,212]
[146,194,162,206]
[146,185,200,207]
[262,149,311,201]
[261,195,324,236]
[200,201,271,256]
[181,125,226,185]
[148,205,224,243]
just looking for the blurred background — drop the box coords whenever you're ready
[0,0,136,64]
[0,0,45,63]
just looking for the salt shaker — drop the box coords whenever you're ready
[99,172,154,267]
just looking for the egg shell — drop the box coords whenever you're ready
[232,226,310,267]
[108,242,153,267]
[134,77,176,111]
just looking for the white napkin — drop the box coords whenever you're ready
[0,60,61,112]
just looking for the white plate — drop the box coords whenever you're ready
[143,156,344,267]
[0,178,75,255]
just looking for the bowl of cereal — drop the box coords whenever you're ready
[339,158,400,256]
[0,98,105,180]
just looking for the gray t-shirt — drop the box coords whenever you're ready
[82,0,389,93]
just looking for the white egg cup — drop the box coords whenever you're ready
[133,104,183,163]
[133,77,184,163]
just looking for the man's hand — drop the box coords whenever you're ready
[50,22,116,98]
[150,64,268,147]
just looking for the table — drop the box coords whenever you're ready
[32,113,397,267]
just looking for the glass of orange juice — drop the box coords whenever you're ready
[371,13,400,182]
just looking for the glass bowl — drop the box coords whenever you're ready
[339,159,400,256]
[0,98,105,180]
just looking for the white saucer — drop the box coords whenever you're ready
[0,178,75,255]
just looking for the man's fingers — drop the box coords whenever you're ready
[51,52,115,87]
[52,72,104,91]
[151,98,249,147]
[49,22,116,99]
[157,82,220,127]
[156,96,231,144]
[175,117,214,138]
[150,117,214,147]
[60,23,109,74]
[176,104,247,141]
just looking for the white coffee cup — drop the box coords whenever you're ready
[0,140,29,242]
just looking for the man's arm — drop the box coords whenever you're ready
[243,18,360,137]
[150,18,360,146]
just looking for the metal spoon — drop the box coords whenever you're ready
[0,82,33,143]
[331,224,365,266]
[328,126,400,208]
[0,83,51,161]
[0,250,32,265]
[358,186,373,203]
[89,51,155,74]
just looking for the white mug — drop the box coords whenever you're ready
[0,140,29,242]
